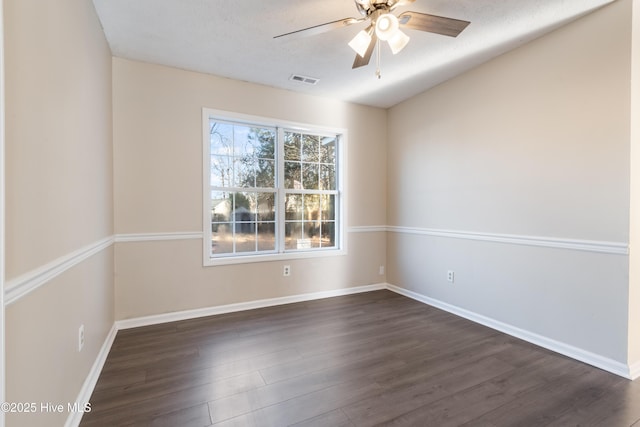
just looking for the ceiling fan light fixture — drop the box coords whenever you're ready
[387,29,410,54]
[375,13,399,41]
[348,28,372,57]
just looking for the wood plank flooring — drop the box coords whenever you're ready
[80,290,640,426]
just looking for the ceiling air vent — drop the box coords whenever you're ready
[289,74,319,85]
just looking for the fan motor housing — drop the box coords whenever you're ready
[356,0,395,17]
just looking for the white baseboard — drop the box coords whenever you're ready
[65,324,118,427]
[116,283,387,330]
[385,284,633,380]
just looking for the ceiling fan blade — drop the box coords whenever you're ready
[274,17,365,39]
[352,34,377,69]
[398,11,470,37]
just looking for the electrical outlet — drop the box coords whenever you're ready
[447,270,455,283]
[78,324,85,352]
[283,265,291,276]
[379,265,385,275]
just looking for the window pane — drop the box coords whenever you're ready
[285,222,303,250]
[210,155,232,187]
[256,159,275,188]
[232,192,254,218]
[304,194,320,221]
[233,125,252,157]
[211,223,233,255]
[321,221,336,248]
[257,192,276,221]
[258,222,276,251]
[236,231,256,253]
[252,128,275,160]
[285,161,301,189]
[320,164,335,190]
[210,122,233,156]
[284,132,300,161]
[319,137,336,164]
[211,192,231,222]
[235,158,255,188]
[231,192,256,253]
[305,222,321,248]
[285,194,303,220]
[302,134,319,162]
[321,194,335,221]
[302,163,319,189]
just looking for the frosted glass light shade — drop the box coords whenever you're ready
[348,29,372,57]
[388,30,409,54]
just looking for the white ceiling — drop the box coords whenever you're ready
[92,0,615,108]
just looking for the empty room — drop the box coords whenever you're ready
[1,0,640,426]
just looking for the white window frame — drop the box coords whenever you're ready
[202,108,347,266]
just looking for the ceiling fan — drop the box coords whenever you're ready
[274,0,470,76]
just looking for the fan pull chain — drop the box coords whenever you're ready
[375,40,381,79]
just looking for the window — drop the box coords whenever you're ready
[203,109,344,265]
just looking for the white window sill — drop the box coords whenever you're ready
[203,248,346,266]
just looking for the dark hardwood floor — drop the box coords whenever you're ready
[80,290,640,426]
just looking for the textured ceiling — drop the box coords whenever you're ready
[92,0,616,108]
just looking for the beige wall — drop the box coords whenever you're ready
[629,0,640,368]
[112,58,387,320]
[387,0,633,363]
[3,0,114,425]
